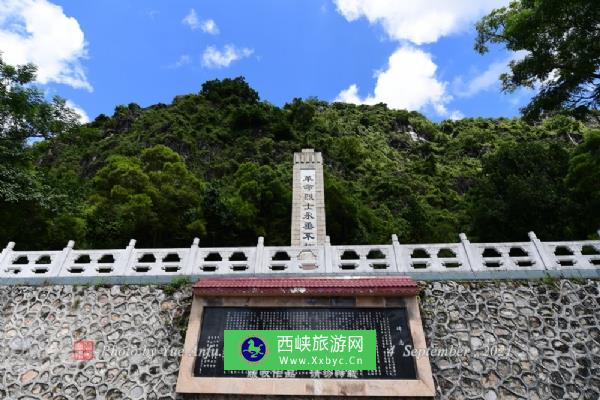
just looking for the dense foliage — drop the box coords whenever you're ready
[0,57,79,248]
[2,68,599,249]
[475,0,600,121]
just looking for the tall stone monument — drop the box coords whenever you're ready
[291,149,326,246]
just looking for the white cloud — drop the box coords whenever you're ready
[0,0,91,91]
[332,0,510,117]
[368,47,447,110]
[183,9,219,35]
[201,45,253,69]
[453,51,527,97]
[182,9,200,30]
[66,100,89,123]
[333,0,507,45]
[335,46,461,117]
[201,19,219,35]
[168,54,192,69]
[335,84,362,104]
[448,110,464,120]
[454,60,507,98]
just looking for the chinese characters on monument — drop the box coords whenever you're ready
[300,169,317,246]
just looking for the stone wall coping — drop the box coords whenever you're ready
[192,276,419,297]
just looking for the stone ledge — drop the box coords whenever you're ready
[192,276,419,297]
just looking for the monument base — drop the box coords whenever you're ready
[176,277,434,397]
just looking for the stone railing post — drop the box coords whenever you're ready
[459,233,476,271]
[528,231,554,271]
[255,237,264,274]
[115,239,136,275]
[391,234,405,273]
[55,240,75,276]
[183,238,200,275]
[0,242,16,273]
[324,235,334,273]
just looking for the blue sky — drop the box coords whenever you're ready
[0,0,532,123]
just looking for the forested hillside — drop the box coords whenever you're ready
[2,76,599,250]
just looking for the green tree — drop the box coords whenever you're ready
[200,77,259,105]
[475,0,600,121]
[325,175,407,244]
[86,145,205,247]
[206,163,291,246]
[0,56,80,248]
[566,130,600,236]
[285,98,316,131]
[467,141,573,240]
[0,56,78,202]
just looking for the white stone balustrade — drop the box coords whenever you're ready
[0,232,598,285]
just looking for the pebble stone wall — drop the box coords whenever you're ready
[0,279,598,399]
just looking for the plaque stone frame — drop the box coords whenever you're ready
[176,277,435,397]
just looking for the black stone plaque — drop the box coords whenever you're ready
[193,307,417,380]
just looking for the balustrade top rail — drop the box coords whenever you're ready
[0,232,599,285]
